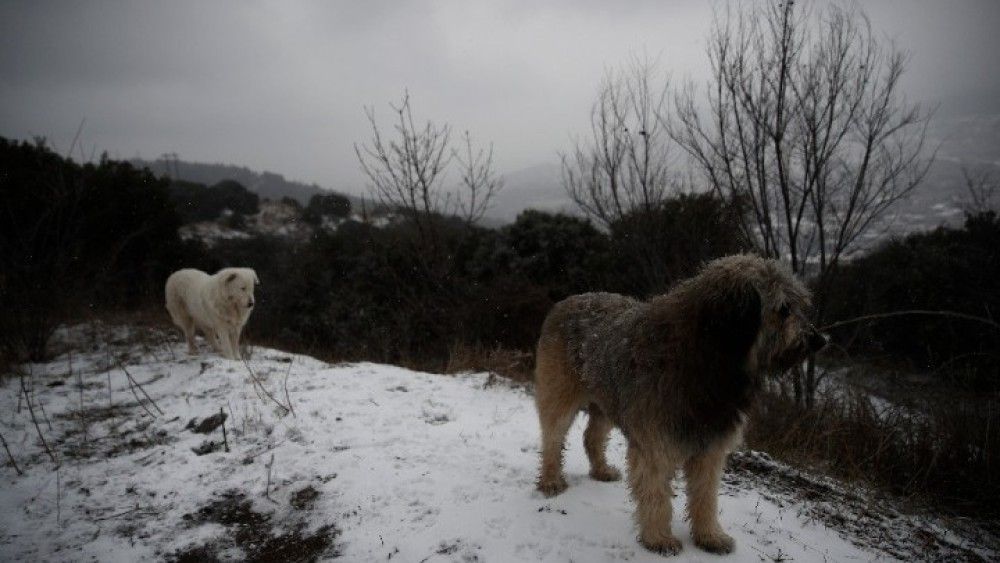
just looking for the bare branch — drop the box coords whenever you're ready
[562,55,676,228]
[0,430,24,475]
[453,131,504,225]
[962,165,999,214]
[821,310,1000,333]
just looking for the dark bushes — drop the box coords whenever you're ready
[202,200,742,365]
[0,137,186,361]
[169,178,259,224]
[303,193,352,225]
[822,211,1000,389]
[608,192,747,296]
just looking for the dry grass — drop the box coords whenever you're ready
[444,342,534,384]
[745,386,1000,519]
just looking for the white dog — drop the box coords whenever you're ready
[165,267,259,360]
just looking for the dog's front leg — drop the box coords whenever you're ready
[228,327,242,361]
[212,328,234,359]
[685,446,735,554]
[627,442,682,555]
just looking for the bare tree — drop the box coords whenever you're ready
[454,131,503,226]
[562,56,701,292]
[355,91,452,254]
[355,91,502,255]
[670,1,933,405]
[961,165,999,214]
[562,55,675,228]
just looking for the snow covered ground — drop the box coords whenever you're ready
[0,325,992,562]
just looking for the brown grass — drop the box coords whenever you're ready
[745,386,1000,519]
[444,342,534,383]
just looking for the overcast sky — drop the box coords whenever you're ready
[2,0,999,196]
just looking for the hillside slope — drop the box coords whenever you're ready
[0,325,992,561]
[132,157,361,206]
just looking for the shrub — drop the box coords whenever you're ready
[303,193,352,225]
[169,178,259,223]
[0,137,184,361]
[609,192,748,296]
[822,212,1000,389]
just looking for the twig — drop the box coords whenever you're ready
[264,453,275,501]
[242,440,286,462]
[106,368,114,411]
[20,373,58,466]
[24,364,54,430]
[118,362,164,416]
[36,391,53,431]
[241,359,291,416]
[159,331,176,361]
[282,359,296,418]
[56,465,62,527]
[72,350,88,444]
[821,310,1000,333]
[93,506,160,521]
[220,407,230,453]
[0,430,24,476]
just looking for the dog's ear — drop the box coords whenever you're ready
[701,282,762,362]
[251,269,260,285]
[225,272,238,284]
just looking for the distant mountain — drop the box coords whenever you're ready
[490,114,1000,230]
[489,162,574,223]
[131,157,359,206]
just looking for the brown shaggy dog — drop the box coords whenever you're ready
[533,254,826,556]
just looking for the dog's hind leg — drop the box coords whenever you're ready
[584,403,621,482]
[167,306,198,355]
[628,442,683,555]
[536,401,577,497]
[685,444,735,554]
[534,337,581,497]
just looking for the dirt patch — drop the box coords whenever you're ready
[290,486,320,510]
[186,412,227,434]
[726,450,995,562]
[169,490,339,562]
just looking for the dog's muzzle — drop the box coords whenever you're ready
[247,300,255,309]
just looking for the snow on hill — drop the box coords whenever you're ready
[0,325,992,561]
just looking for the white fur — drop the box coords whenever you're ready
[165,267,259,360]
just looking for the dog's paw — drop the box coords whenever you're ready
[589,465,622,482]
[693,530,735,554]
[536,476,568,497]
[639,532,683,556]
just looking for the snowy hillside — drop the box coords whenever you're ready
[0,325,992,561]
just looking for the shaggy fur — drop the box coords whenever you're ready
[165,267,259,360]
[533,254,826,556]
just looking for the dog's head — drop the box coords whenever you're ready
[689,254,826,377]
[220,268,259,312]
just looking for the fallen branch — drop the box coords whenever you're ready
[821,310,1000,332]
[241,358,292,417]
[242,439,287,462]
[93,506,161,521]
[118,362,165,416]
